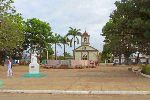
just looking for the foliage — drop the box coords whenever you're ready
[60,35,70,59]
[67,27,81,59]
[10,46,24,60]
[0,0,25,50]
[141,64,150,75]
[102,0,150,64]
[24,18,52,52]
[48,33,62,60]
[0,0,25,64]
[101,44,112,62]
[64,52,72,57]
[24,18,54,62]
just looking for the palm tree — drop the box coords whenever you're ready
[66,27,81,59]
[48,33,62,60]
[60,35,70,59]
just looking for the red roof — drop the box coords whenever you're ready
[83,31,89,36]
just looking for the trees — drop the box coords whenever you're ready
[66,27,81,59]
[0,0,24,49]
[24,18,53,62]
[49,33,62,60]
[102,0,150,64]
[0,0,24,64]
[24,18,52,51]
[60,35,70,60]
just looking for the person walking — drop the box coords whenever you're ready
[7,59,13,76]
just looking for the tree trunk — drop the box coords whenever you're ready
[39,50,42,63]
[119,54,121,65]
[55,43,57,60]
[136,52,140,64]
[0,51,2,65]
[46,51,48,60]
[64,44,65,60]
[0,50,6,66]
[73,36,75,60]
[125,56,129,65]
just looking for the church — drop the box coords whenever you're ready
[74,31,99,61]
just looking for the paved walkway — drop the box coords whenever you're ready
[0,65,150,91]
[0,93,150,100]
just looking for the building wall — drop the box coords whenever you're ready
[114,57,149,64]
[75,52,81,60]
[88,51,98,61]
[75,51,98,61]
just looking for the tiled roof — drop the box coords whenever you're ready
[83,31,88,36]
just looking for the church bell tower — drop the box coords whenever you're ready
[81,31,90,46]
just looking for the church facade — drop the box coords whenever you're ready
[74,31,99,61]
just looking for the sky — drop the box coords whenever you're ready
[14,0,117,55]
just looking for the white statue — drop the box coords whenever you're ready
[29,52,39,74]
[31,52,37,63]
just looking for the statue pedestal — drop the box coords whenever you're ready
[29,62,39,74]
[22,53,46,78]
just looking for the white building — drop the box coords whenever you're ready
[114,54,150,64]
[74,31,99,61]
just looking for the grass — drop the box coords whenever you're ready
[0,80,3,87]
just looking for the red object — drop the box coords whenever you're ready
[83,31,89,36]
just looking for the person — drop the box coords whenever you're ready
[7,59,13,76]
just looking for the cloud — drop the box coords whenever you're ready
[14,0,118,54]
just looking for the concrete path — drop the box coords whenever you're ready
[0,90,150,95]
[0,93,150,100]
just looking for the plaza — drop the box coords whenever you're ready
[1,0,150,99]
[0,65,150,91]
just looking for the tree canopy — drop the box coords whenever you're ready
[24,18,52,52]
[102,0,150,64]
[67,27,81,59]
[0,0,24,50]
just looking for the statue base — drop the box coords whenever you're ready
[29,63,39,74]
[22,73,46,78]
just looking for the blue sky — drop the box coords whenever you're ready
[14,0,117,55]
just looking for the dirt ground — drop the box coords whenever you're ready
[0,64,150,91]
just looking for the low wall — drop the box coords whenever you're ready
[45,60,96,68]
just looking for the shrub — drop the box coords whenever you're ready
[141,64,150,75]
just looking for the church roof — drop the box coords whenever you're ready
[82,31,89,36]
[74,45,99,52]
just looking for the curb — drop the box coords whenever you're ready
[141,73,150,78]
[0,90,150,95]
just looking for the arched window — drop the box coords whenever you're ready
[84,37,87,42]
[82,54,87,60]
